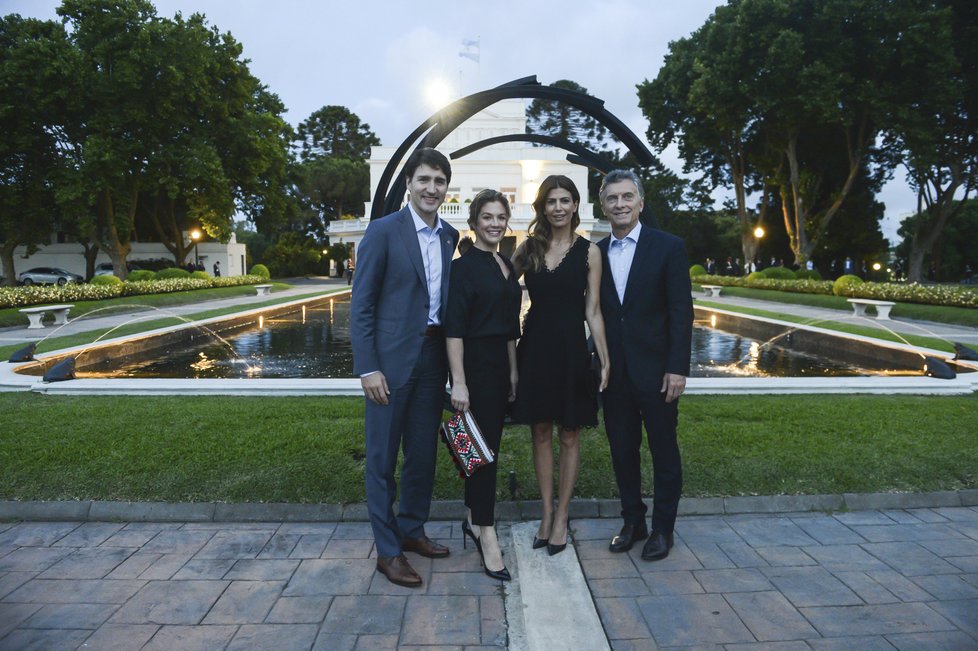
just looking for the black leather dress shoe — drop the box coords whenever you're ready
[640,530,674,561]
[402,535,450,558]
[609,523,648,553]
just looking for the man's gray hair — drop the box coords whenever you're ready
[599,169,645,201]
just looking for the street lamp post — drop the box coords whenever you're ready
[190,229,201,268]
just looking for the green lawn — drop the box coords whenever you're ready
[1,393,974,503]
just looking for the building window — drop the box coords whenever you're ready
[501,187,517,206]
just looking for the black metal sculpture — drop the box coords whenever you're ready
[370,76,655,220]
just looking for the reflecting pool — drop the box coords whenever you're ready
[58,295,925,379]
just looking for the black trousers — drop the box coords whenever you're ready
[602,377,683,534]
[461,336,510,526]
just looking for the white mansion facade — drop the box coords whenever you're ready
[330,98,610,260]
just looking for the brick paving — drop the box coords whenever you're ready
[0,520,508,650]
[575,507,978,650]
[1,508,976,649]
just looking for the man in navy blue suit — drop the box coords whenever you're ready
[597,169,693,561]
[351,148,460,587]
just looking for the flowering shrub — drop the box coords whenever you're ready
[0,274,269,308]
[842,282,978,309]
[690,273,978,308]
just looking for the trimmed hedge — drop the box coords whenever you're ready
[762,266,796,280]
[0,274,268,309]
[125,270,156,282]
[250,264,270,279]
[90,275,123,286]
[833,274,864,296]
[692,273,978,308]
[795,269,822,281]
[190,270,211,280]
[690,264,707,277]
[155,268,191,280]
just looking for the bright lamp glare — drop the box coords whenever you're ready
[424,80,454,110]
[753,226,765,238]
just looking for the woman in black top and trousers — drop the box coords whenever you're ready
[445,189,521,581]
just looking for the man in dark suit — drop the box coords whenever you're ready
[597,169,693,561]
[351,148,460,587]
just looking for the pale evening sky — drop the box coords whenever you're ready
[2,0,915,241]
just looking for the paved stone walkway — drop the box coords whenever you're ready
[576,507,978,650]
[2,507,976,649]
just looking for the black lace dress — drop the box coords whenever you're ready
[512,236,597,429]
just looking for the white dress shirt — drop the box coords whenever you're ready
[408,204,444,326]
[608,221,642,304]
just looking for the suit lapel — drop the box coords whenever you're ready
[396,208,426,288]
[621,228,654,311]
[598,237,623,311]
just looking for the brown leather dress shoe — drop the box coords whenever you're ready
[402,535,450,558]
[376,554,422,588]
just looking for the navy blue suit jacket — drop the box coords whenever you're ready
[350,207,459,389]
[598,226,694,390]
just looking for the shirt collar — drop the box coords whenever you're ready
[612,221,642,246]
[408,203,443,234]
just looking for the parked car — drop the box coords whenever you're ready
[17,267,84,286]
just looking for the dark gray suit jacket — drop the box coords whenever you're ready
[350,207,459,389]
[598,226,694,390]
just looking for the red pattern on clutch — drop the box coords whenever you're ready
[439,410,495,478]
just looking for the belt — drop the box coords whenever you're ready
[424,325,443,337]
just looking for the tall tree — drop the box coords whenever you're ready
[294,105,380,162]
[640,4,764,268]
[886,0,978,282]
[0,15,79,285]
[526,80,617,153]
[52,0,293,276]
[292,105,378,236]
[642,0,906,266]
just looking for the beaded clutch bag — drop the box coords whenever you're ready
[440,410,495,478]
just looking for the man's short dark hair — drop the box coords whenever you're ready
[403,147,452,184]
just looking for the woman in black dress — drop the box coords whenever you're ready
[445,189,521,580]
[512,175,610,555]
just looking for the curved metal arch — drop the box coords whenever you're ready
[450,134,614,174]
[371,76,655,219]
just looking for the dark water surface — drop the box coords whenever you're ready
[75,295,918,379]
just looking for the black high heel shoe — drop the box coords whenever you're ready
[532,536,549,550]
[461,520,511,581]
[547,518,570,556]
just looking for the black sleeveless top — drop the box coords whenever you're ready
[512,237,597,429]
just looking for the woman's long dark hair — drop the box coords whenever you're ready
[518,175,581,273]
